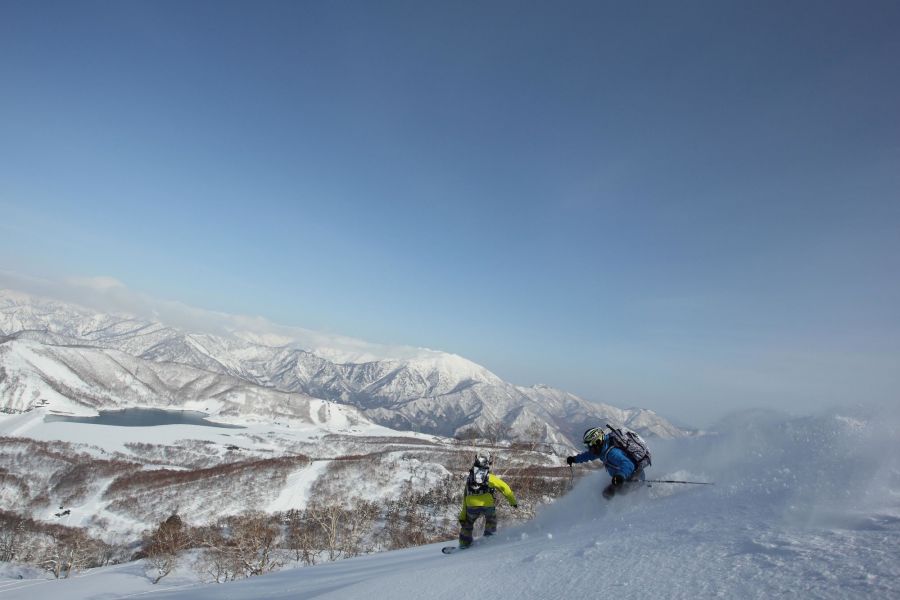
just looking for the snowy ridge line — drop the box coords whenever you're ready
[321,436,577,454]
[0,289,690,444]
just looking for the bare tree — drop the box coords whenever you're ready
[192,513,283,583]
[41,529,91,579]
[192,525,238,583]
[384,501,431,550]
[143,514,191,584]
[229,512,283,577]
[0,516,26,562]
[339,499,378,557]
[283,509,321,566]
[306,503,343,561]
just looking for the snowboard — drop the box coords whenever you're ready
[441,535,493,554]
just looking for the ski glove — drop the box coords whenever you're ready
[611,474,624,487]
[566,456,576,466]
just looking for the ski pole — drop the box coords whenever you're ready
[644,479,713,485]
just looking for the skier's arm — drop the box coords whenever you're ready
[569,450,600,464]
[488,474,518,507]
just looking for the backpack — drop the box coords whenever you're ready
[605,423,652,472]
[466,464,492,495]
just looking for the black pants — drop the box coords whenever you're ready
[602,473,645,500]
[458,506,497,547]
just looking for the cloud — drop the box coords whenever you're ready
[64,276,127,291]
[0,269,438,363]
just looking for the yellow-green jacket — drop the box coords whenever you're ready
[459,473,517,520]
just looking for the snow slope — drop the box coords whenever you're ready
[0,407,445,535]
[2,406,897,599]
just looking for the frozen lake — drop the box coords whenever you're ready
[44,408,245,429]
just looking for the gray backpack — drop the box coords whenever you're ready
[605,424,652,472]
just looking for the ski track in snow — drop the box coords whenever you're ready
[266,461,331,512]
[1,409,899,599]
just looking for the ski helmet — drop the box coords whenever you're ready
[582,427,605,447]
[473,453,491,468]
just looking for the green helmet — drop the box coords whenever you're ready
[582,427,605,447]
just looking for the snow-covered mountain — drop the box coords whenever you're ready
[0,289,688,443]
[0,287,678,544]
[0,336,366,427]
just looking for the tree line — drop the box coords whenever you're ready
[1,463,572,582]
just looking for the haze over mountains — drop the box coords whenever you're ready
[0,289,687,444]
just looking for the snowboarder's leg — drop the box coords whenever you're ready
[458,508,481,548]
[483,506,498,536]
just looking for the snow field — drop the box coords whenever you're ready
[2,406,896,599]
[267,461,331,513]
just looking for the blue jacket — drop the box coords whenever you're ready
[572,440,643,480]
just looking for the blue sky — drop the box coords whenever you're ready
[2,1,898,426]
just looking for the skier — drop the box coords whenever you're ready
[456,453,518,549]
[566,426,650,500]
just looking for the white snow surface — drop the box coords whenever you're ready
[2,406,898,599]
[0,405,439,536]
[266,461,332,513]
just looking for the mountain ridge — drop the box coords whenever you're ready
[0,289,689,443]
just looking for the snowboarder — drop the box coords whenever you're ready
[566,425,651,500]
[456,453,518,549]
